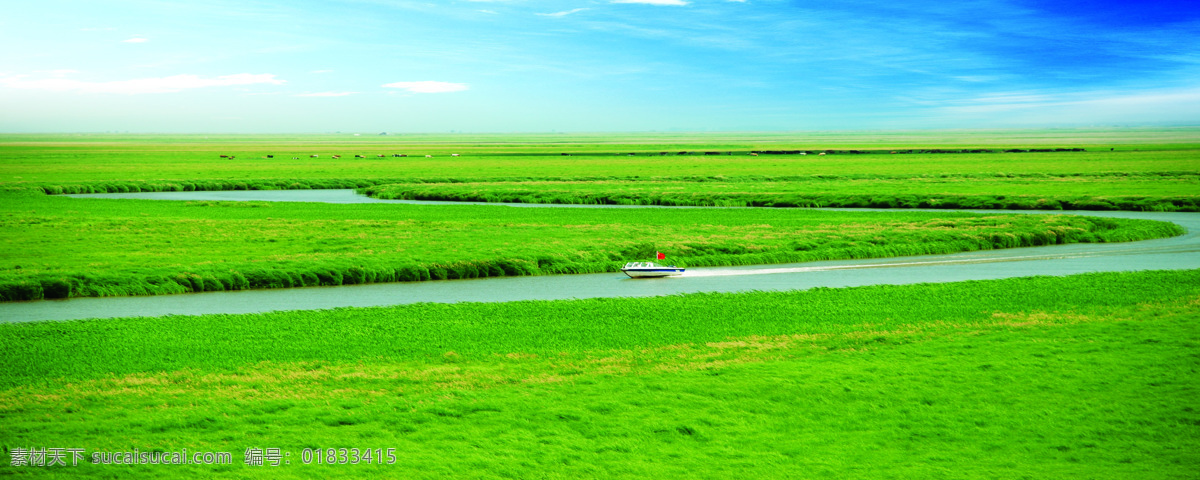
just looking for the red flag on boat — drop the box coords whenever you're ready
[657,251,665,260]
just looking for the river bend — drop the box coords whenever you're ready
[2,190,1196,323]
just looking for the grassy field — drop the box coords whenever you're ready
[364,176,1200,211]
[0,129,1194,297]
[4,130,1195,213]
[2,130,1197,477]
[0,189,1183,301]
[7,145,1197,186]
[2,269,1197,478]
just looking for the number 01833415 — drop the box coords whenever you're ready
[301,448,396,465]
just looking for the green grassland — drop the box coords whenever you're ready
[6,142,1197,186]
[0,129,1195,299]
[2,269,1197,478]
[2,131,1197,477]
[364,175,1200,211]
[0,190,1183,301]
[4,130,1196,213]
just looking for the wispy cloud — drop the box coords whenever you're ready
[537,8,589,17]
[952,76,999,83]
[9,0,1197,132]
[945,88,1200,113]
[35,69,80,77]
[611,0,689,5]
[927,86,1200,125]
[0,73,285,94]
[296,91,357,97]
[382,81,469,93]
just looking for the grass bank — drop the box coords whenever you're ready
[0,192,1183,301]
[2,269,1197,478]
[21,170,1199,213]
[363,175,1200,212]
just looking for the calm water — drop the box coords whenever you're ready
[3,190,1197,323]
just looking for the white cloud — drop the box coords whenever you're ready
[611,0,689,5]
[122,37,148,43]
[381,81,469,93]
[537,8,589,17]
[296,91,357,97]
[0,73,285,94]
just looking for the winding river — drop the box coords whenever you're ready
[2,189,1197,323]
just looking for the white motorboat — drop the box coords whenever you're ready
[621,261,685,278]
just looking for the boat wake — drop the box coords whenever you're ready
[678,247,1182,278]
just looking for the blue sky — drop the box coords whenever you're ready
[2,0,1198,132]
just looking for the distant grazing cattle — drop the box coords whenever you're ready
[354,155,365,158]
[425,155,433,158]
[219,155,228,158]
[310,155,319,158]
[377,154,385,158]
[800,152,807,155]
[332,155,342,159]
[266,155,274,158]
[451,154,460,157]
[750,153,758,156]
[818,152,826,156]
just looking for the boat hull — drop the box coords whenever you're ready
[621,267,685,278]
